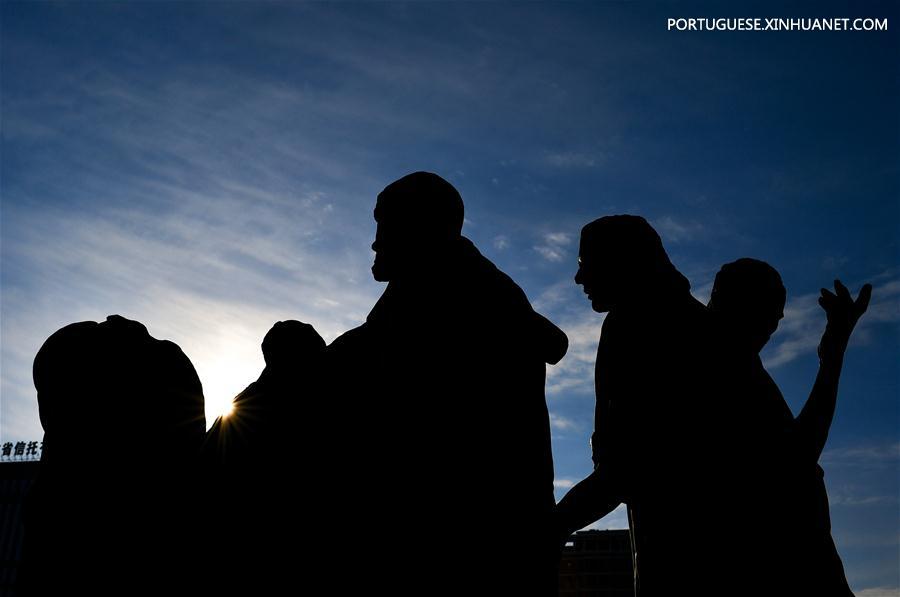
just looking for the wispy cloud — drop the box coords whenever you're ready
[821,442,900,469]
[1,61,395,437]
[545,151,602,169]
[534,231,573,263]
[547,312,604,396]
[553,478,576,490]
[856,588,900,597]
[763,276,900,369]
[2,184,381,436]
[532,280,603,397]
[549,412,580,432]
[651,215,705,244]
[829,491,897,507]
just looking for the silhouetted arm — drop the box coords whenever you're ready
[795,281,871,462]
[554,467,621,542]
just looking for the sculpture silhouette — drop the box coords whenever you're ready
[555,215,715,596]
[200,320,325,594]
[326,171,568,596]
[20,315,206,596]
[706,258,871,596]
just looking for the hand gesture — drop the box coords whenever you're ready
[817,280,872,361]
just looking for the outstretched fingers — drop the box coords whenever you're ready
[854,283,873,317]
[819,280,873,334]
[834,279,852,302]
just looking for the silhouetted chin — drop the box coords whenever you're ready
[590,297,613,313]
[371,262,390,282]
[751,333,773,355]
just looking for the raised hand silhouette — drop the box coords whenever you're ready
[818,280,872,362]
[707,260,870,597]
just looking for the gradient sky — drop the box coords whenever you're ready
[2,2,898,593]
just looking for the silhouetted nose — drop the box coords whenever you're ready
[574,267,583,285]
[371,240,378,252]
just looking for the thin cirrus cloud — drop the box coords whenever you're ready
[493,235,511,251]
[1,66,397,436]
[532,279,605,397]
[762,274,900,370]
[2,177,382,436]
[544,151,603,169]
[855,589,900,597]
[534,231,573,263]
[549,413,580,432]
[651,216,706,245]
[821,442,900,470]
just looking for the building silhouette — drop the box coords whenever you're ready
[0,461,38,597]
[559,529,634,597]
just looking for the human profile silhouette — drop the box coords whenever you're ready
[20,315,206,596]
[370,171,465,283]
[201,319,325,595]
[327,171,568,596]
[205,319,325,466]
[706,258,871,596]
[556,215,714,596]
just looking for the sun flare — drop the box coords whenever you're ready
[199,353,260,428]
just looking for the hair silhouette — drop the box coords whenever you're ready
[559,214,716,596]
[574,215,690,314]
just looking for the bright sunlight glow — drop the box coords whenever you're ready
[196,350,262,428]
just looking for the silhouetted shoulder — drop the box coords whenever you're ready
[327,322,371,356]
[459,237,568,364]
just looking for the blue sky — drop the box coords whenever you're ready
[2,1,898,593]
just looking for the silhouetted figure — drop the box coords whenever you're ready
[19,315,206,596]
[326,172,568,596]
[706,259,870,596]
[555,215,715,596]
[201,320,325,595]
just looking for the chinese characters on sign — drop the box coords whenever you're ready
[1,441,43,461]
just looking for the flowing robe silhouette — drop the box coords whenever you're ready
[589,282,715,596]
[708,348,853,597]
[327,236,567,596]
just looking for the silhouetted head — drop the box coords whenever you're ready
[708,258,786,354]
[371,171,464,282]
[575,215,689,313]
[261,320,326,371]
[33,315,205,461]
